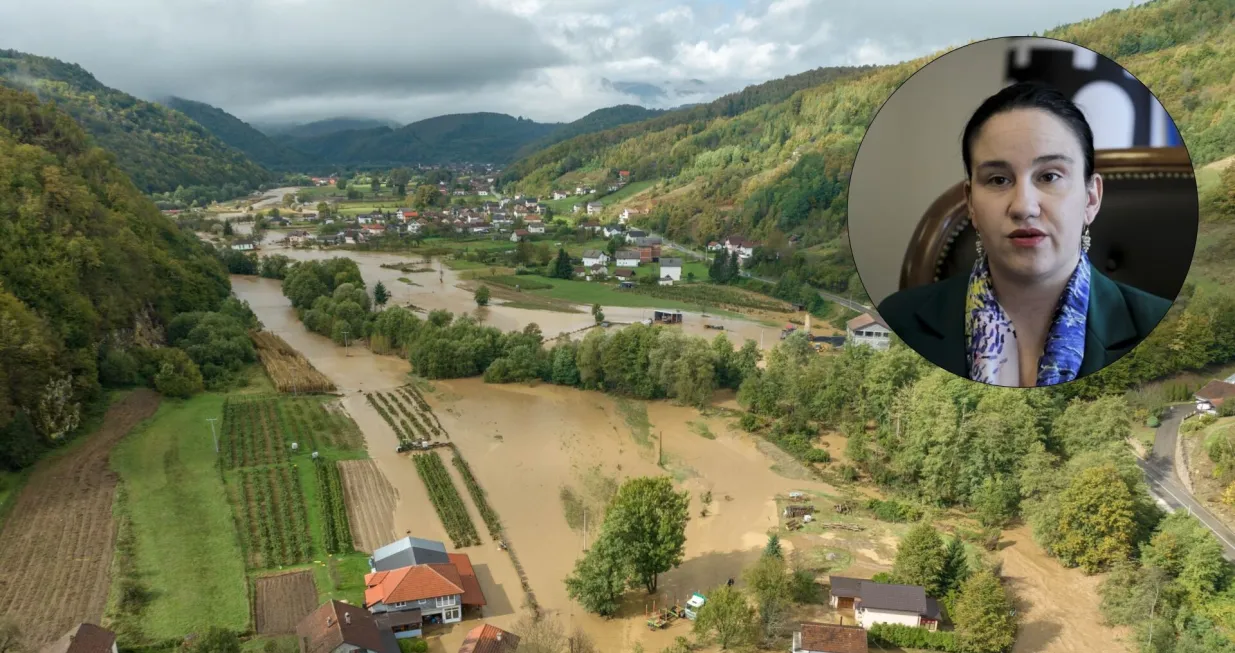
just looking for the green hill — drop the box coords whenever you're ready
[162,96,311,169]
[0,84,233,468]
[503,0,1235,301]
[279,112,563,166]
[265,117,401,139]
[512,104,667,159]
[0,49,271,193]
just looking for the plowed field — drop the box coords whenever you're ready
[254,570,318,635]
[338,459,397,553]
[0,390,161,648]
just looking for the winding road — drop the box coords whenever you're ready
[1136,405,1235,560]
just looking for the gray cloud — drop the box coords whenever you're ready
[0,0,1148,125]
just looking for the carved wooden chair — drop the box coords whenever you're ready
[899,147,1198,301]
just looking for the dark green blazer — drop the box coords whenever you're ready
[876,264,1174,381]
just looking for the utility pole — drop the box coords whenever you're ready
[343,327,350,357]
[206,417,219,454]
[583,509,588,550]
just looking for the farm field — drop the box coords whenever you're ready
[252,330,337,394]
[254,571,318,635]
[0,390,161,649]
[108,391,251,642]
[413,450,481,548]
[338,460,398,553]
[364,386,444,445]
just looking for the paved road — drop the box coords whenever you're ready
[654,235,873,314]
[1137,406,1235,560]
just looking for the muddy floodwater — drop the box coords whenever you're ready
[247,246,783,350]
[231,271,1130,653]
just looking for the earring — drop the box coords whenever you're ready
[1081,225,1091,253]
[975,235,985,258]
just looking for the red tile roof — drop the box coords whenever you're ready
[39,623,116,653]
[364,565,463,606]
[297,601,394,653]
[847,313,889,332]
[448,553,487,607]
[797,622,868,653]
[1196,380,1235,403]
[457,624,519,653]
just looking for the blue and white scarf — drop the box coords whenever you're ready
[964,252,1090,387]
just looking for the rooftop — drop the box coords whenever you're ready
[297,601,395,653]
[796,622,868,653]
[364,564,463,605]
[457,624,520,653]
[39,623,116,653]
[846,313,889,332]
[856,581,927,615]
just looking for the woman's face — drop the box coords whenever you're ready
[966,108,1102,285]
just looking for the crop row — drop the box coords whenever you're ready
[315,459,354,554]
[383,391,437,440]
[367,393,414,444]
[399,386,446,437]
[631,282,790,313]
[451,451,502,539]
[413,452,480,548]
[238,464,312,568]
[221,398,288,469]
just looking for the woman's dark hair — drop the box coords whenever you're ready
[961,81,1095,180]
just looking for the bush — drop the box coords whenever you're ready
[865,498,922,523]
[739,412,760,432]
[840,465,859,482]
[1147,415,1161,428]
[397,638,428,653]
[868,623,959,652]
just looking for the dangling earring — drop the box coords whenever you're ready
[975,231,985,258]
[1081,225,1091,253]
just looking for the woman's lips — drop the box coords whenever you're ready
[1008,229,1046,248]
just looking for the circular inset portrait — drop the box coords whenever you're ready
[847,36,1198,388]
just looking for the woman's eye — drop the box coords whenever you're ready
[986,176,1009,186]
[1040,172,1061,183]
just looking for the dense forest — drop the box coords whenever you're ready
[511,104,668,160]
[162,96,312,168]
[0,85,253,470]
[258,117,401,139]
[0,50,272,194]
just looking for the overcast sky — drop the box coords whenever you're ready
[0,0,1146,127]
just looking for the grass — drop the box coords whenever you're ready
[616,398,653,449]
[689,421,716,440]
[499,300,584,313]
[530,277,712,310]
[481,275,554,291]
[110,392,251,639]
[312,553,373,606]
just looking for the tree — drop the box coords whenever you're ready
[743,552,794,643]
[708,250,726,282]
[316,201,330,217]
[373,281,389,309]
[1054,463,1138,573]
[370,175,381,192]
[953,571,1017,653]
[892,522,947,596]
[564,537,629,616]
[592,303,605,324]
[390,168,412,196]
[764,533,783,559]
[222,219,233,236]
[553,248,573,279]
[510,614,596,653]
[725,250,740,282]
[475,285,491,307]
[600,476,690,593]
[940,536,972,596]
[693,585,757,650]
[413,185,438,209]
[337,178,347,191]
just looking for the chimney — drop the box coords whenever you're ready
[496,633,502,642]
[344,613,351,625]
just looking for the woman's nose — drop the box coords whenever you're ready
[1007,178,1041,219]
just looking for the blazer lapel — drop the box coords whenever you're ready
[1079,265,1139,377]
[912,273,971,377]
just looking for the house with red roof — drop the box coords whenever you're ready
[364,554,486,628]
[457,624,519,653]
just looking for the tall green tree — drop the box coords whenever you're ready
[891,522,946,596]
[940,536,971,596]
[725,250,740,282]
[553,248,574,279]
[764,533,783,559]
[1054,463,1137,573]
[600,476,690,593]
[370,174,381,192]
[743,551,793,643]
[952,571,1017,653]
[692,585,757,650]
[475,285,491,307]
[708,250,727,282]
[564,538,629,616]
[390,168,412,196]
[373,281,389,309]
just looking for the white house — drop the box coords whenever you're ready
[792,622,868,653]
[582,250,609,267]
[364,553,487,627]
[297,601,402,653]
[659,257,683,283]
[625,229,647,244]
[587,202,604,215]
[724,237,758,260]
[396,208,417,221]
[572,204,583,214]
[525,220,546,234]
[230,239,256,251]
[846,314,892,351]
[620,208,638,223]
[553,191,569,200]
[510,229,530,242]
[829,577,940,631]
[615,250,641,268]
[42,623,120,653]
[1195,380,1235,415]
[602,225,626,239]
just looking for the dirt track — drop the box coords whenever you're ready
[338,459,398,553]
[0,390,161,648]
[254,570,317,635]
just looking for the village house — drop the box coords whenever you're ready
[525,220,545,234]
[301,211,318,220]
[602,224,625,239]
[658,258,683,284]
[614,269,635,280]
[286,230,312,246]
[578,220,602,234]
[619,207,638,224]
[364,556,486,627]
[706,241,724,252]
[846,314,892,351]
[616,250,641,268]
[40,623,118,653]
[297,601,400,653]
[582,250,609,267]
[230,239,256,251]
[829,577,941,631]
[792,622,868,653]
[510,229,530,242]
[524,197,539,207]
[725,237,759,261]
[457,624,519,653]
[634,238,661,263]
[586,202,604,216]
[625,229,647,243]
[1195,378,1235,415]
[608,185,619,192]
[572,204,583,214]
[553,191,569,200]
[396,208,418,221]
[267,216,290,227]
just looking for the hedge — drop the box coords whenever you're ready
[868,623,959,652]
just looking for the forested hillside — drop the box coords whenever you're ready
[502,0,1235,301]
[163,96,311,168]
[0,50,271,193]
[512,104,667,159]
[0,85,235,469]
[278,112,562,166]
[263,117,400,139]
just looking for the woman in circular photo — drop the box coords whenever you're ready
[875,80,1173,387]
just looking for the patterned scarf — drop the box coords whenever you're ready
[964,251,1091,387]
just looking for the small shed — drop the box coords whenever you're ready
[653,310,683,324]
